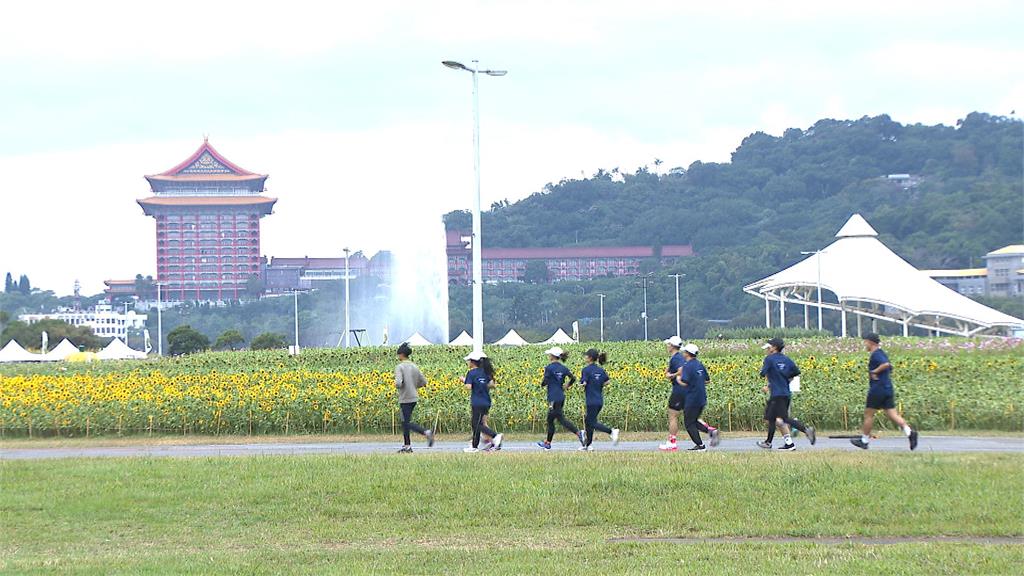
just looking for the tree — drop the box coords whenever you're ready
[214,329,246,351]
[250,332,288,350]
[4,273,13,293]
[245,275,265,299]
[522,260,549,284]
[134,274,156,300]
[166,324,210,356]
[18,274,30,295]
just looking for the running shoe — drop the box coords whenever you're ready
[425,429,435,448]
[577,445,589,451]
[658,441,678,452]
[610,428,620,445]
[397,446,413,454]
[687,444,706,451]
[850,438,869,450]
[709,428,720,447]
[756,441,772,450]
[493,433,504,450]
[481,441,494,451]
[463,447,480,453]
[577,430,587,446]
[586,445,594,451]
[806,426,816,446]
[536,441,551,450]
[778,443,796,451]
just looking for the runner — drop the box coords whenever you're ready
[851,333,919,450]
[659,336,687,451]
[579,348,619,451]
[394,342,434,453]
[758,338,816,451]
[536,347,586,450]
[462,351,503,453]
[675,343,719,450]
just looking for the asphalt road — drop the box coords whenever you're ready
[2,435,1021,460]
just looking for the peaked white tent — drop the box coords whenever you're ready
[541,328,575,345]
[448,331,474,346]
[493,329,530,346]
[97,338,148,360]
[0,340,40,363]
[744,214,1024,336]
[42,339,80,362]
[403,332,434,346]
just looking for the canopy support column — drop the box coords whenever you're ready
[804,304,809,330]
[856,312,862,337]
[903,317,910,337]
[780,294,786,328]
[765,296,771,328]
[840,304,847,337]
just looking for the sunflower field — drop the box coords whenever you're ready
[1,338,1021,437]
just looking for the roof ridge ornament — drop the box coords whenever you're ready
[835,213,878,238]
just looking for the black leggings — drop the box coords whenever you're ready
[546,401,580,442]
[471,406,497,448]
[584,404,613,446]
[400,402,427,445]
[683,405,710,446]
[764,396,807,442]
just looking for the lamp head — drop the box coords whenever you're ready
[442,60,468,71]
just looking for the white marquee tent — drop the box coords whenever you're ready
[492,329,530,346]
[97,338,148,360]
[0,340,39,363]
[744,214,1024,336]
[540,328,575,345]
[403,332,434,346]
[448,331,474,346]
[42,339,80,362]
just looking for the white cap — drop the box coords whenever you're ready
[683,343,699,355]
[464,350,487,362]
[544,346,565,357]
[760,343,772,350]
[664,336,684,348]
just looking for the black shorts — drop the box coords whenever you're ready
[764,396,791,421]
[866,394,895,410]
[668,392,686,412]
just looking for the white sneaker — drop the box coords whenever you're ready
[577,445,589,451]
[586,445,594,451]
[658,441,678,452]
[463,447,479,453]
[492,433,503,449]
[610,428,620,445]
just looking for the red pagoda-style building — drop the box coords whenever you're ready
[138,140,276,301]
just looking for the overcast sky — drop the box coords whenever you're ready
[2,0,1022,294]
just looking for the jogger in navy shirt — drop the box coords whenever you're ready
[537,347,585,449]
[579,348,620,450]
[462,351,503,453]
[851,333,918,450]
[675,344,719,450]
[758,338,815,451]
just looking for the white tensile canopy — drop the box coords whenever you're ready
[42,339,80,361]
[448,331,474,346]
[403,332,434,346]
[744,214,1024,336]
[0,340,40,363]
[492,329,530,346]
[541,328,575,345]
[97,338,148,360]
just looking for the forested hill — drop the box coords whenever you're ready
[444,112,1022,321]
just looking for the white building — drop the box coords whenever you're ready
[19,304,147,341]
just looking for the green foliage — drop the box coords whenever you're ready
[213,329,246,351]
[522,260,548,284]
[17,274,31,295]
[705,327,833,340]
[0,319,105,350]
[4,273,14,293]
[250,332,288,350]
[166,325,209,356]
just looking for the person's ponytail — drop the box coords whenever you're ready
[559,351,570,362]
[597,351,608,365]
[479,357,496,380]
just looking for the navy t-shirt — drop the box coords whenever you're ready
[868,348,894,396]
[581,363,609,406]
[668,352,686,396]
[760,353,799,398]
[542,362,572,403]
[680,358,708,408]
[465,367,492,407]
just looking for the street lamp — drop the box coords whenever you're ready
[801,250,824,331]
[637,273,654,340]
[343,247,351,348]
[293,289,300,354]
[596,293,606,342]
[155,282,163,356]
[443,59,507,354]
[668,273,685,337]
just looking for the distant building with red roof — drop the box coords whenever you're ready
[445,230,693,284]
[138,140,276,301]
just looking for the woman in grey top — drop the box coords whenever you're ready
[395,342,435,453]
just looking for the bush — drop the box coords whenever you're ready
[250,332,289,350]
[705,327,832,340]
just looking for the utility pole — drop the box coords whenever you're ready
[668,273,685,337]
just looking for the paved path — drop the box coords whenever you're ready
[2,435,1020,460]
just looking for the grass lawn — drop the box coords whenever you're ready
[2,451,1022,574]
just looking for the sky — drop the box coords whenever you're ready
[2,0,1022,295]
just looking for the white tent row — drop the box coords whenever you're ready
[744,214,1024,336]
[0,338,147,363]
[445,328,579,347]
[43,339,80,361]
[0,340,39,363]
[97,338,148,360]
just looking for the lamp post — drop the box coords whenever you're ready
[293,289,300,353]
[668,273,685,337]
[801,250,824,331]
[343,247,351,348]
[597,293,606,342]
[155,282,163,356]
[443,59,507,354]
[637,273,654,340]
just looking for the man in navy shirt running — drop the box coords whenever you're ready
[758,338,815,451]
[851,333,918,450]
[675,343,719,451]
